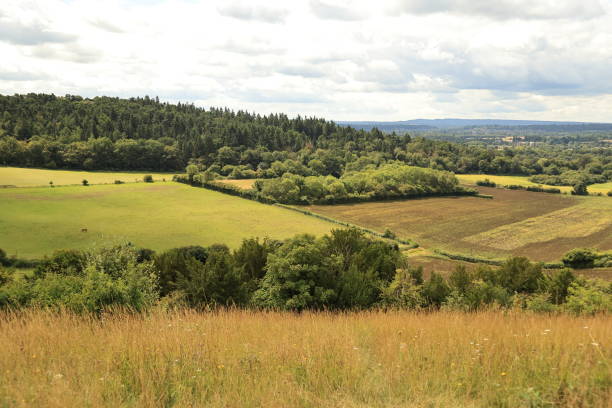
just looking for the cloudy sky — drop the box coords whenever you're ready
[1,0,612,121]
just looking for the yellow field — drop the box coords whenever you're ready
[589,181,612,194]
[217,178,257,190]
[456,174,574,193]
[0,167,175,187]
[0,309,609,407]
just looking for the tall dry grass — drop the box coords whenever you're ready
[0,309,610,407]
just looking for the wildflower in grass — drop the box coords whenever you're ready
[217,364,224,369]
[501,372,507,376]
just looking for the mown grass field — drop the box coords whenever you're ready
[0,182,333,259]
[0,309,609,408]
[457,174,612,195]
[0,166,175,187]
[303,187,612,262]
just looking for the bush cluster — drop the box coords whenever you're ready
[476,178,496,187]
[1,234,610,315]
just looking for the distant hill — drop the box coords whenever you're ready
[337,119,612,132]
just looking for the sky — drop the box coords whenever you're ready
[1,0,612,121]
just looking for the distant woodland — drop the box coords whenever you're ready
[0,94,610,186]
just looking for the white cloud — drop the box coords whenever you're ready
[392,0,605,21]
[217,1,289,23]
[0,0,611,121]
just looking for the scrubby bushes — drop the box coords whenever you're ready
[0,245,158,313]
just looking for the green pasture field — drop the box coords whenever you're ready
[0,166,175,187]
[457,174,611,194]
[0,182,334,259]
[303,186,612,263]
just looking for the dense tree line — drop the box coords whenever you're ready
[1,230,610,314]
[1,94,611,186]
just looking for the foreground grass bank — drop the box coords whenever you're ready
[0,182,333,258]
[0,310,609,407]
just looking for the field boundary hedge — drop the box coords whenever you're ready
[433,249,565,269]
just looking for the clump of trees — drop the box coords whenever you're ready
[1,232,610,315]
[252,163,474,204]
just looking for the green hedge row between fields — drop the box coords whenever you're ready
[433,248,565,269]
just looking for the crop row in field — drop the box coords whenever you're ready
[0,182,333,258]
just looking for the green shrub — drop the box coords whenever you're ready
[422,272,451,307]
[564,280,612,315]
[253,229,402,310]
[143,175,154,183]
[571,182,588,196]
[525,293,558,313]
[382,228,397,239]
[495,257,545,293]
[82,179,88,186]
[476,178,496,187]
[0,249,9,267]
[545,268,576,304]
[562,248,597,269]
[379,268,424,309]
[176,245,246,307]
[114,180,124,184]
[1,245,158,313]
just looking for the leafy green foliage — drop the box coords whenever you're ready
[564,280,612,315]
[255,164,473,204]
[562,248,598,268]
[253,229,402,310]
[0,244,158,313]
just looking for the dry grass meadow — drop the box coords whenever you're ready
[0,309,610,408]
[303,187,612,262]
